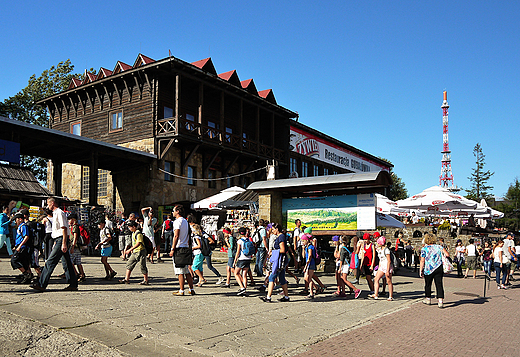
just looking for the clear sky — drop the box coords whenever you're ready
[2,1,519,199]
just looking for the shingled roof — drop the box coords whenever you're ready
[0,164,50,198]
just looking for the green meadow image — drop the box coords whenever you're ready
[286,208,357,230]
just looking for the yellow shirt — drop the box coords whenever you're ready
[132,231,145,253]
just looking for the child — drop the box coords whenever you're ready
[191,224,207,287]
[68,213,86,282]
[333,236,343,296]
[10,212,32,283]
[338,236,362,299]
[301,234,317,299]
[233,227,253,296]
[369,236,394,301]
[95,219,117,280]
[119,220,149,284]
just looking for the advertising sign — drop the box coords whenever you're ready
[283,194,375,231]
[289,126,388,173]
[0,139,20,164]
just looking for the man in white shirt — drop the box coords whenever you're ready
[31,197,77,292]
[169,205,195,296]
[504,232,515,285]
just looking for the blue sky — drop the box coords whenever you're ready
[2,1,519,198]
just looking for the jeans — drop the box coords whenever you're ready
[483,260,492,277]
[203,253,221,277]
[0,234,13,256]
[38,237,77,289]
[494,262,507,286]
[424,265,444,299]
[164,231,173,252]
[456,257,464,276]
[255,247,267,276]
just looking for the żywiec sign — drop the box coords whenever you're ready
[290,126,388,173]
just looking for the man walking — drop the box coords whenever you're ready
[254,220,267,277]
[169,205,195,296]
[31,197,78,292]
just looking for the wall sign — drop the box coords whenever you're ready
[0,139,20,164]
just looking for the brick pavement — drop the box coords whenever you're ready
[297,272,520,357]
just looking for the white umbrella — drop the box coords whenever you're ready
[375,193,409,215]
[191,186,245,210]
[376,212,405,228]
[397,186,478,211]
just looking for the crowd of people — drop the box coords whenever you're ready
[1,198,519,304]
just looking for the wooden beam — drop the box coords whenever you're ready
[175,74,180,134]
[103,84,112,108]
[77,93,86,115]
[94,87,103,110]
[144,72,152,95]
[159,138,175,160]
[68,96,77,117]
[203,149,221,176]
[85,90,95,113]
[89,152,99,206]
[133,74,142,99]
[112,80,121,105]
[223,154,239,177]
[122,77,132,102]
[220,92,225,141]
[181,144,199,173]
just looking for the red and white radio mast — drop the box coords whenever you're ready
[439,91,455,189]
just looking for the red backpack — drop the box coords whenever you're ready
[78,225,91,246]
[164,219,172,231]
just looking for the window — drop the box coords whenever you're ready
[187,166,196,186]
[164,161,175,182]
[225,127,233,143]
[313,165,319,177]
[241,176,250,189]
[185,113,195,131]
[164,106,173,119]
[301,162,308,177]
[333,171,338,175]
[290,158,298,174]
[208,169,216,189]
[71,122,81,136]
[226,175,233,188]
[82,167,108,199]
[324,168,329,176]
[110,111,123,131]
[207,121,218,139]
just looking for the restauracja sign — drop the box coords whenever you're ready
[290,127,386,173]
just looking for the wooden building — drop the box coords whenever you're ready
[37,53,297,213]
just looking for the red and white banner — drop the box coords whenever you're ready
[290,126,389,173]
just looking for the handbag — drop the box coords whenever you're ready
[442,252,453,273]
[174,247,193,267]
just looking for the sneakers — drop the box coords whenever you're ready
[438,300,444,308]
[173,290,184,296]
[237,288,247,296]
[215,277,225,285]
[189,289,196,295]
[222,283,231,288]
[259,296,272,303]
[257,285,266,293]
[278,296,290,302]
[423,298,431,305]
[306,294,314,300]
[368,294,378,299]
[110,270,117,279]
[354,289,362,299]
[501,284,508,290]
[30,283,46,292]
[62,285,78,291]
[119,279,130,284]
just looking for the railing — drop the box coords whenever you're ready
[242,138,258,154]
[157,117,177,135]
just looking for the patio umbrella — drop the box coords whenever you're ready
[375,193,409,216]
[376,212,405,228]
[396,186,478,211]
[191,186,245,210]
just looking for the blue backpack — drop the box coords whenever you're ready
[241,238,255,257]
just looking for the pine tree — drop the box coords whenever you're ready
[465,143,494,201]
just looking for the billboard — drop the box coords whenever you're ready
[289,126,388,173]
[0,139,20,164]
[283,194,376,231]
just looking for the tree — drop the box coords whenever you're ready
[1,60,77,181]
[496,178,520,231]
[378,158,408,200]
[465,143,494,202]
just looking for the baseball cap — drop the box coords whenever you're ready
[332,235,339,242]
[363,232,371,240]
[239,227,247,235]
[373,232,381,238]
[300,233,311,241]
[222,228,231,234]
[304,227,313,234]
[13,212,24,220]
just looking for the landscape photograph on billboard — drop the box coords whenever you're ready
[286,207,358,230]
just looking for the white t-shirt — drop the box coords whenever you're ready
[515,245,520,255]
[143,216,157,239]
[192,234,202,255]
[51,208,69,239]
[411,215,419,224]
[494,246,504,264]
[377,247,391,267]
[503,238,514,259]
[466,244,478,257]
[237,238,252,260]
[294,227,302,247]
[173,217,190,248]
[456,246,465,259]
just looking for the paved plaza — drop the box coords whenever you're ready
[0,253,517,356]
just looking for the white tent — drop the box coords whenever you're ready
[375,193,409,216]
[397,186,478,211]
[376,212,405,228]
[191,186,245,210]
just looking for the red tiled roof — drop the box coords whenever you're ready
[96,67,113,80]
[191,57,217,75]
[133,53,155,67]
[113,61,132,74]
[82,71,97,85]
[241,79,258,95]
[258,89,276,104]
[218,70,241,86]
[68,77,82,90]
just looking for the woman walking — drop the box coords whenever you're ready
[481,241,493,279]
[369,236,394,301]
[420,233,449,308]
[493,239,509,289]
[454,239,465,277]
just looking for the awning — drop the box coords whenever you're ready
[217,190,258,209]
[191,186,245,210]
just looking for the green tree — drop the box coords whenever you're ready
[465,143,494,202]
[378,158,408,200]
[1,60,77,181]
[496,178,520,231]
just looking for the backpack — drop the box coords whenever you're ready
[164,219,172,231]
[78,225,91,246]
[241,238,256,257]
[342,246,351,265]
[25,221,39,248]
[143,234,154,255]
[252,228,262,245]
[314,246,322,266]
[200,233,212,256]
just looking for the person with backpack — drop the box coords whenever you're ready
[141,207,158,264]
[20,209,42,280]
[67,213,86,282]
[369,236,394,301]
[189,224,207,287]
[95,219,117,281]
[31,197,77,292]
[300,233,317,299]
[259,223,290,303]
[234,227,254,296]
[119,220,149,285]
[10,212,32,284]
[170,205,195,296]
[253,220,267,277]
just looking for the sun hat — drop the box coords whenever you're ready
[300,233,312,241]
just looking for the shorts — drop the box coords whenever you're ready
[362,265,373,276]
[269,268,288,285]
[172,259,190,275]
[307,263,316,271]
[70,250,82,265]
[335,261,341,272]
[236,260,251,269]
[101,246,113,257]
[466,256,478,270]
[192,253,204,272]
[227,257,235,268]
[341,264,350,275]
[377,264,393,274]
